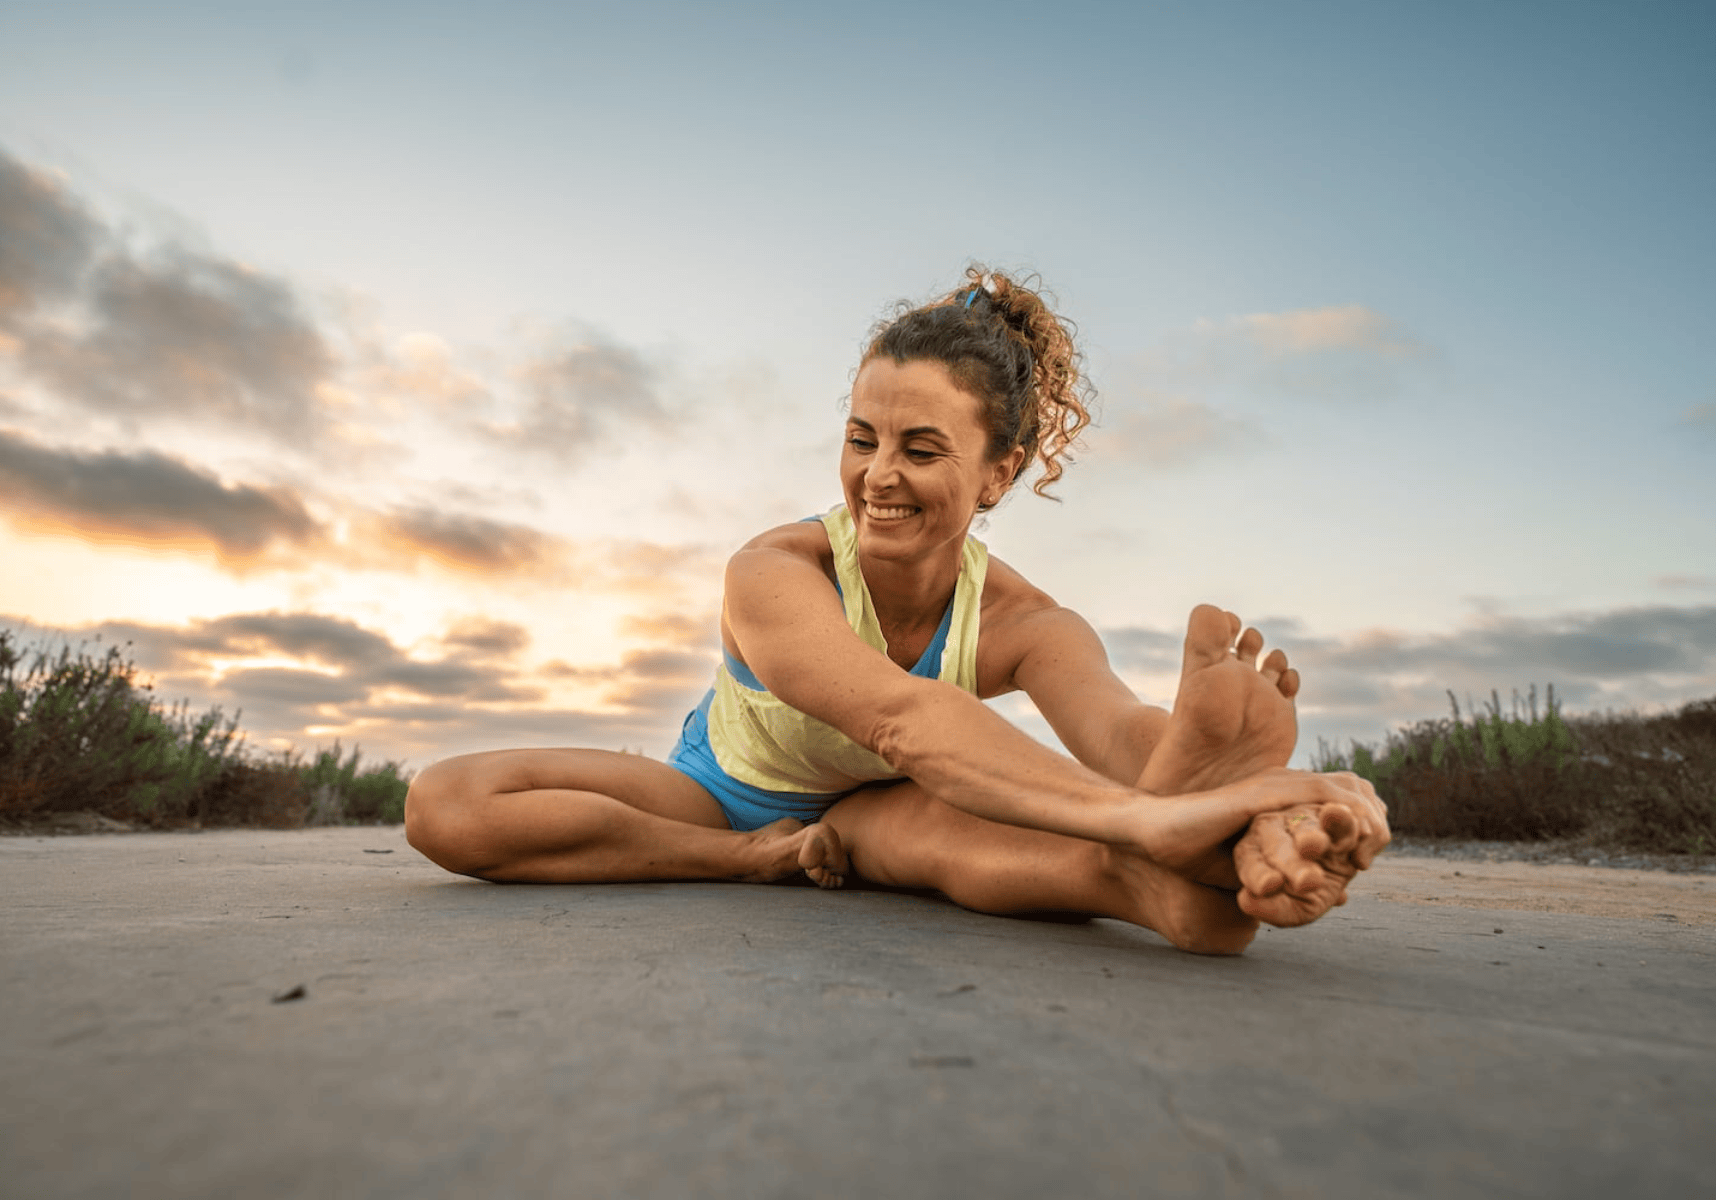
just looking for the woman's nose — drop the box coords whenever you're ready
[867,447,904,489]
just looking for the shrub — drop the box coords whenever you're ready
[0,628,410,828]
[1316,686,1716,853]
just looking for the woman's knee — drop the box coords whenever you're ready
[404,759,495,876]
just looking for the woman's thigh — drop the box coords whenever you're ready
[411,746,732,830]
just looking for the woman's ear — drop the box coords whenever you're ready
[991,446,1027,498]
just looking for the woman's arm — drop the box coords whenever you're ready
[992,602,1170,786]
[722,543,1322,857]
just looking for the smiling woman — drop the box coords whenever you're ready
[404,267,1391,955]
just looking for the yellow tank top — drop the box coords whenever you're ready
[707,504,988,794]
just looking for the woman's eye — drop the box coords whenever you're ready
[846,437,876,451]
[906,448,936,461]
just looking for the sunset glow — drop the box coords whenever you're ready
[2,1,1711,771]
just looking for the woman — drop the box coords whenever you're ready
[406,268,1388,954]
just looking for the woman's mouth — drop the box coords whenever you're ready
[864,501,919,521]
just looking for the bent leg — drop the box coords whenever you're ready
[822,781,1257,956]
[405,747,843,886]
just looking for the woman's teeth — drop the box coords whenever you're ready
[866,503,916,521]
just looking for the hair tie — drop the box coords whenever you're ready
[963,288,981,310]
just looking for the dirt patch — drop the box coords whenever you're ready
[1363,855,1716,926]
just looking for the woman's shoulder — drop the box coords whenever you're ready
[979,552,1059,621]
[733,517,838,584]
[974,552,1089,696]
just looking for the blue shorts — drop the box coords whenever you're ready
[666,690,855,832]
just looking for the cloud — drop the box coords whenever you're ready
[0,425,708,591]
[618,610,718,650]
[360,506,572,579]
[0,150,103,326]
[217,666,370,707]
[599,539,721,600]
[12,609,549,745]
[0,606,725,766]
[0,427,322,565]
[1089,391,1259,468]
[486,333,668,458]
[1287,606,1716,686]
[1678,401,1716,440]
[1656,574,1715,592]
[1219,305,1426,359]
[1098,625,1182,674]
[441,616,531,658]
[356,331,494,414]
[124,611,398,673]
[1095,604,1716,763]
[1132,304,1435,406]
[3,151,337,439]
[2,146,707,482]
[0,426,588,580]
[20,247,335,438]
[542,644,716,714]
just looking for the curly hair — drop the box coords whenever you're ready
[863,265,1094,505]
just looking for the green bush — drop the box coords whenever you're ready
[1316,685,1716,853]
[299,742,411,825]
[0,628,410,828]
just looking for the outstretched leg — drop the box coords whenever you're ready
[822,781,1259,955]
[405,748,846,887]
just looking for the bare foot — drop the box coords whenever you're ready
[739,818,849,889]
[1104,843,1260,956]
[1234,803,1358,926]
[1134,605,1386,925]
[1094,768,1386,952]
[1136,605,1301,891]
[799,822,849,890]
[1137,605,1298,798]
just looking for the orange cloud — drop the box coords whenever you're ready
[1223,305,1427,359]
[356,506,573,579]
[0,428,324,569]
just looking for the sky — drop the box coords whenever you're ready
[1,0,1712,774]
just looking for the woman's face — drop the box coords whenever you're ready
[841,357,1024,566]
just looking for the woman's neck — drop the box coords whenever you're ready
[857,542,963,640]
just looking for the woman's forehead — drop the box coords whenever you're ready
[850,359,985,431]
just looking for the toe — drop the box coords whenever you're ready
[1279,667,1301,700]
[1234,830,1286,897]
[1260,647,1288,684]
[1184,604,1239,670]
[1256,815,1324,893]
[1290,817,1332,860]
[798,823,849,888]
[1320,804,1359,853]
[1236,626,1264,666]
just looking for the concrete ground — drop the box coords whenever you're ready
[2,827,1712,1200]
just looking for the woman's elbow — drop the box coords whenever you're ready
[866,677,957,773]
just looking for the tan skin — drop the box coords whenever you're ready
[406,358,1388,953]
